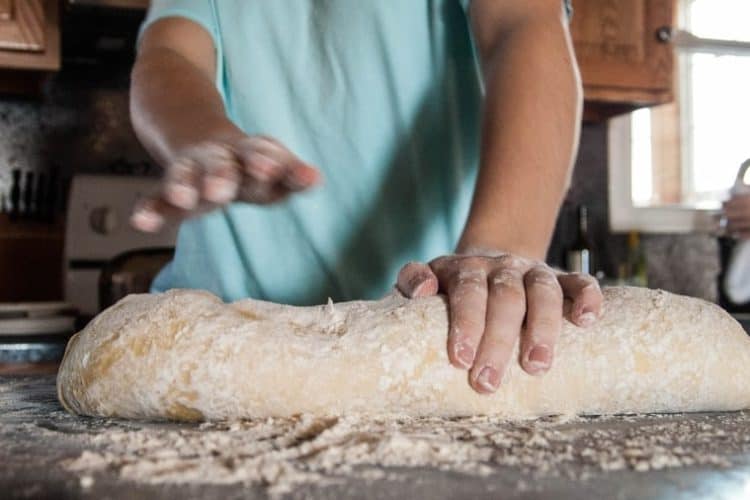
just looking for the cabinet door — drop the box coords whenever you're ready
[571,0,675,106]
[0,0,59,70]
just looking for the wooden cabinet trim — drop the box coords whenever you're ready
[0,0,11,21]
[0,0,59,71]
[0,0,45,52]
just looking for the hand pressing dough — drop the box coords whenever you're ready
[57,287,750,421]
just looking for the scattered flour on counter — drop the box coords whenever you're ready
[62,412,750,496]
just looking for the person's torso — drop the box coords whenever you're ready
[152,0,482,304]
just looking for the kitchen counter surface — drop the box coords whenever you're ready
[4,374,750,499]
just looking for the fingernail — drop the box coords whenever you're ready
[454,342,474,369]
[204,176,237,203]
[476,366,500,392]
[166,183,198,209]
[410,275,438,298]
[578,311,596,327]
[527,345,551,373]
[130,210,163,232]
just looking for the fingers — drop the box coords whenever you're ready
[234,136,321,197]
[557,272,603,327]
[434,260,488,371]
[397,262,439,298]
[520,266,563,376]
[164,144,241,209]
[469,267,526,393]
[132,135,322,233]
[162,158,201,210]
[195,145,240,204]
[130,195,188,233]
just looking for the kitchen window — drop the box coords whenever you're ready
[608,0,750,233]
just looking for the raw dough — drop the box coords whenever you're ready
[57,287,750,421]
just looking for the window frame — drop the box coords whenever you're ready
[607,0,750,234]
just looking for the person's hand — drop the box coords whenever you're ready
[723,194,750,239]
[397,251,603,394]
[130,134,320,232]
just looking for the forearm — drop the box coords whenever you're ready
[130,47,241,167]
[458,16,582,260]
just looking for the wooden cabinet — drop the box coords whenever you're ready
[0,0,59,70]
[0,215,64,302]
[570,0,676,121]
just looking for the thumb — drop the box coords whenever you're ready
[397,261,439,298]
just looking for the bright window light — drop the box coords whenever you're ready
[630,0,750,208]
[689,0,750,43]
[631,108,653,207]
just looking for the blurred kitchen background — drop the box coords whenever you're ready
[1,0,749,369]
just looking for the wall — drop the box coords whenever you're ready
[0,66,153,196]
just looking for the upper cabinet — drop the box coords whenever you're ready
[0,0,59,71]
[571,0,676,121]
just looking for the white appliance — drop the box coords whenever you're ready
[64,175,177,316]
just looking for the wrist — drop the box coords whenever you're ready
[456,232,547,261]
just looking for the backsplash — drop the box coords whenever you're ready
[0,66,153,198]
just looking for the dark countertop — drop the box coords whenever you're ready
[4,375,750,500]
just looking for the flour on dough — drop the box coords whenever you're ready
[57,286,750,421]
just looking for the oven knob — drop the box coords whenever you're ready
[89,206,118,235]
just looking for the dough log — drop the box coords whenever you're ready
[57,287,750,421]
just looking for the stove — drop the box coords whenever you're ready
[64,175,178,318]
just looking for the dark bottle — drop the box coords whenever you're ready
[9,169,21,221]
[626,231,648,287]
[566,205,593,275]
[23,171,34,218]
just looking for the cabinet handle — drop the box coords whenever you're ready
[656,26,673,44]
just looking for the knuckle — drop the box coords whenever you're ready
[579,279,602,297]
[191,141,230,160]
[460,255,487,270]
[170,157,197,176]
[525,266,558,285]
[453,269,486,288]
[496,254,526,269]
[487,269,524,298]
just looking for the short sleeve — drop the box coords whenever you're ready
[139,0,218,47]
[460,0,573,20]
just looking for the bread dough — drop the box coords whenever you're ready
[57,287,750,421]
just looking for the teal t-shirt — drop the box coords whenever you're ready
[144,0,482,305]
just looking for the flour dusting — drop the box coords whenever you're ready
[62,412,750,496]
